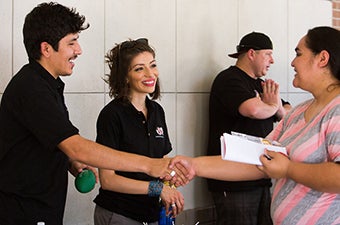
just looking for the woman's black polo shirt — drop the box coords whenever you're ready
[0,59,79,224]
[94,97,172,222]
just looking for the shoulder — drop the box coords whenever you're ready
[215,66,237,77]
[96,100,130,129]
[214,66,247,83]
[99,99,127,117]
[323,95,340,118]
[4,64,60,105]
[211,67,241,90]
[148,99,165,113]
[149,99,162,107]
[330,95,340,106]
[7,64,40,90]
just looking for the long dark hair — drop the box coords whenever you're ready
[305,26,340,80]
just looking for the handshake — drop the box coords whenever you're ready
[153,156,197,187]
[155,145,290,186]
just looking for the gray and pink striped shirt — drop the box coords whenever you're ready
[267,97,340,225]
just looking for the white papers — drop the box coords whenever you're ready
[220,132,287,165]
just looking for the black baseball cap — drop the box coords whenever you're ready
[228,32,273,58]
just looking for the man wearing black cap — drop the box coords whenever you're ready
[206,32,291,225]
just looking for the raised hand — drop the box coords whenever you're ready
[261,79,280,110]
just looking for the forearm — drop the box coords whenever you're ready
[59,135,150,174]
[287,161,340,193]
[100,169,149,194]
[239,98,279,119]
[253,103,279,119]
[276,103,291,120]
[193,156,266,181]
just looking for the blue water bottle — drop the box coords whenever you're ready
[167,208,175,225]
[159,206,175,225]
[159,206,167,225]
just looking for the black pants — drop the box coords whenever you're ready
[212,186,273,225]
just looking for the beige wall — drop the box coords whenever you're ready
[333,0,340,29]
[0,0,332,224]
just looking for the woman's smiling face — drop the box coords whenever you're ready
[127,51,159,97]
[291,36,318,91]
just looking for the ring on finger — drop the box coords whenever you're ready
[171,203,176,207]
[170,170,176,177]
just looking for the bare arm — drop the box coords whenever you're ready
[99,168,184,216]
[99,169,149,194]
[58,134,172,178]
[239,98,279,119]
[275,102,292,120]
[239,79,280,119]
[258,150,340,193]
[193,156,266,180]
[288,162,340,193]
[170,155,266,182]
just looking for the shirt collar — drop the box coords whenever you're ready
[29,58,65,92]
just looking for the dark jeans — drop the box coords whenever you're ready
[212,186,273,225]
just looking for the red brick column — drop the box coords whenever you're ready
[333,0,340,29]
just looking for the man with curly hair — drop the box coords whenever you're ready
[0,3,183,224]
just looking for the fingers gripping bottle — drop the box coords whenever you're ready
[159,205,175,225]
[159,181,176,225]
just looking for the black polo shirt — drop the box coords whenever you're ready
[94,98,172,222]
[0,59,79,225]
[207,66,289,191]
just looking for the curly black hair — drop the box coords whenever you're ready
[23,2,89,60]
[105,39,161,102]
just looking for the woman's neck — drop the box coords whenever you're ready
[305,84,340,122]
[313,83,340,105]
[130,95,148,117]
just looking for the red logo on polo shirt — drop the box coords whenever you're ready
[156,127,164,138]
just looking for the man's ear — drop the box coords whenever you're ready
[40,42,51,58]
[247,49,257,60]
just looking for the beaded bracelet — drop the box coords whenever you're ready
[148,180,163,197]
[163,180,176,189]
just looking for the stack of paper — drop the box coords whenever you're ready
[220,132,287,165]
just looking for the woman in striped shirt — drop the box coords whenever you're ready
[171,26,340,225]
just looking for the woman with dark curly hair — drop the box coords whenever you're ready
[94,38,184,225]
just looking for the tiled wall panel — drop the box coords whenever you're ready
[1,1,333,224]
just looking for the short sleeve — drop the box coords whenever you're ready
[18,90,78,150]
[324,108,340,162]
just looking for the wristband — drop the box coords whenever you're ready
[148,180,163,197]
[163,180,176,189]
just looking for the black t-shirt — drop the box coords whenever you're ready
[0,59,79,225]
[207,66,288,191]
[94,98,172,223]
